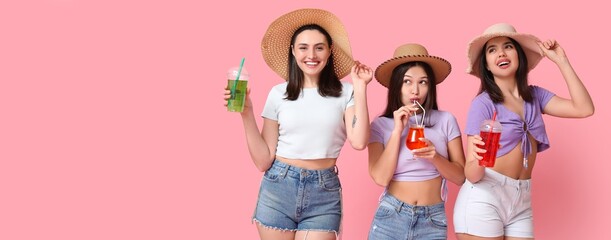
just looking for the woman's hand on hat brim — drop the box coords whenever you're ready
[350,60,373,86]
[537,39,568,64]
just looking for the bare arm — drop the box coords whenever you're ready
[368,132,401,187]
[464,135,486,183]
[242,114,278,172]
[537,40,594,118]
[367,106,414,187]
[345,61,372,150]
[225,88,277,172]
[413,137,466,185]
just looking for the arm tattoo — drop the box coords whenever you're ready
[352,116,357,128]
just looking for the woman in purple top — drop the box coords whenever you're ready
[367,44,466,239]
[454,23,595,240]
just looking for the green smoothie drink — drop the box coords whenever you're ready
[226,66,249,112]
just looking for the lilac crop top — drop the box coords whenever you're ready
[465,85,555,164]
[369,110,462,181]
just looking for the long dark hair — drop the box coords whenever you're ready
[285,24,342,101]
[381,61,438,126]
[477,37,532,103]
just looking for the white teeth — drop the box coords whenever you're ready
[305,62,318,66]
[498,61,509,67]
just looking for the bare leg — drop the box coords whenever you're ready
[505,237,533,240]
[294,230,337,240]
[457,233,504,240]
[457,233,534,240]
[257,223,295,240]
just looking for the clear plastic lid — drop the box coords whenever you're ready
[480,119,502,132]
[227,67,249,80]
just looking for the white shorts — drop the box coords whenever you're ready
[453,168,533,238]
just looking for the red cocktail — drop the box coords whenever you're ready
[406,124,426,150]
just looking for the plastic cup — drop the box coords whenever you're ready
[478,119,502,167]
[226,66,249,112]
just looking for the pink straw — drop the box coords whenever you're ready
[485,110,497,151]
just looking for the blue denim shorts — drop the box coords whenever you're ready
[368,193,447,240]
[252,160,342,233]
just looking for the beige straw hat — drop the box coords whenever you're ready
[261,8,354,80]
[374,43,451,88]
[467,23,543,78]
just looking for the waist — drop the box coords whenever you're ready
[380,192,445,215]
[491,141,536,179]
[276,156,337,170]
[483,168,531,189]
[387,177,443,206]
[269,159,338,178]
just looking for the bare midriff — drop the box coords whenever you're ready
[276,156,337,170]
[387,176,443,206]
[490,134,538,180]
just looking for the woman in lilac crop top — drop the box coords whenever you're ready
[454,23,594,239]
[367,44,466,239]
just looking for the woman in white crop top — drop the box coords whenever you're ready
[223,9,372,240]
[367,44,466,239]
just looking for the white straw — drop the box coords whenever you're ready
[413,100,418,125]
[414,100,425,126]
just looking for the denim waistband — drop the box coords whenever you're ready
[270,159,338,178]
[484,168,530,190]
[382,192,445,216]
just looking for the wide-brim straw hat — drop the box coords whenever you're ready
[374,43,451,88]
[261,8,354,80]
[467,23,543,78]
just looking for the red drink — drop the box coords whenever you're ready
[478,131,501,167]
[406,125,426,150]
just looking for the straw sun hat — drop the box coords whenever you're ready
[261,8,354,80]
[467,23,543,78]
[374,43,451,88]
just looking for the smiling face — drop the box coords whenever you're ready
[400,65,430,106]
[484,36,519,79]
[291,29,331,80]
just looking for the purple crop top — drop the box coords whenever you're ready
[370,110,462,182]
[465,85,555,166]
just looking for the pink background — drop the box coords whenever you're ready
[1,0,609,239]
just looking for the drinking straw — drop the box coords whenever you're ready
[490,111,497,136]
[231,57,245,98]
[485,110,497,152]
[414,100,426,126]
[412,100,418,125]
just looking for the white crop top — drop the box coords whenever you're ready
[262,82,355,159]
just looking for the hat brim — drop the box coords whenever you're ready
[467,33,542,78]
[375,55,451,88]
[261,9,354,80]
